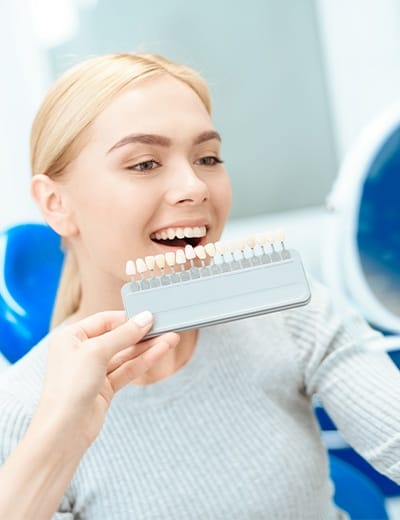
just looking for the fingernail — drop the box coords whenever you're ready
[132,310,153,327]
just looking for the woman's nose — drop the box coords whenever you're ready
[165,166,209,206]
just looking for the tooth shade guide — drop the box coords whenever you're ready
[121,238,310,339]
[125,229,289,285]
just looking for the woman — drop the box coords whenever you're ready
[1,52,400,519]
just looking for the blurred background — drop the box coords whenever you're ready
[2,0,400,226]
[2,0,400,517]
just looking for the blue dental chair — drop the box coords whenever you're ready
[0,223,64,363]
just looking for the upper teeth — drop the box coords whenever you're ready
[151,226,207,240]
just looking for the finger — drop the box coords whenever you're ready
[107,332,179,373]
[87,311,154,360]
[109,340,174,392]
[68,310,127,341]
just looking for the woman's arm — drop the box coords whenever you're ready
[0,310,179,520]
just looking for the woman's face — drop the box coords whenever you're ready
[63,74,232,282]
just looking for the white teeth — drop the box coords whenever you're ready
[151,225,207,241]
[176,228,185,239]
[193,226,205,238]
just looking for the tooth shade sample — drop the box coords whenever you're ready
[185,244,196,260]
[165,252,176,266]
[126,260,136,276]
[255,233,267,246]
[176,228,185,239]
[176,249,186,264]
[194,245,206,260]
[204,243,216,257]
[145,256,155,270]
[184,227,194,237]
[274,228,286,242]
[246,236,256,249]
[155,254,165,269]
[136,258,147,274]
[167,228,175,239]
[214,241,225,254]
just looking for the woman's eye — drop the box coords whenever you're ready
[127,160,160,172]
[195,156,224,166]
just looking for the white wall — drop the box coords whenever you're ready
[0,0,49,229]
[316,0,400,160]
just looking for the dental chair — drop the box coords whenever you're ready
[0,222,64,363]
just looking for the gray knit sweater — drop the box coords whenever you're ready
[1,279,400,519]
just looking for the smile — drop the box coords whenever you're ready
[150,225,207,248]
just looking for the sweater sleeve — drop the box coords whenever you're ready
[283,278,400,484]
[0,390,74,519]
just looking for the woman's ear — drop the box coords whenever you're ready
[31,174,78,237]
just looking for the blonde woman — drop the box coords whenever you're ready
[1,52,400,519]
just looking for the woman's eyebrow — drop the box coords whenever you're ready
[193,130,221,145]
[107,130,221,154]
[107,133,172,153]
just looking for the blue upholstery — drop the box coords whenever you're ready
[0,223,64,363]
[330,454,389,519]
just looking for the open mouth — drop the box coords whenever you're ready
[150,225,207,249]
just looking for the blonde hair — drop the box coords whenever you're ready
[30,52,212,327]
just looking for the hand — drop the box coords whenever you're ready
[31,310,179,449]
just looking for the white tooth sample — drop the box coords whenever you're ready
[165,251,176,267]
[265,231,275,244]
[145,255,155,271]
[176,228,185,239]
[204,243,216,257]
[246,236,256,249]
[176,249,186,265]
[184,227,194,238]
[154,233,161,240]
[161,230,168,240]
[214,241,226,254]
[184,244,196,260]
[194,245,206,260]
[155,254,165,269]
[226,240,235,253]
[167,228,176,239]
[274,228,286,243]
[136,258,147,274]
[125,260,136,276]
[255,233,267,246]
[235,238,246,251]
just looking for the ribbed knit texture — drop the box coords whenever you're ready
[1,278,400,519]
